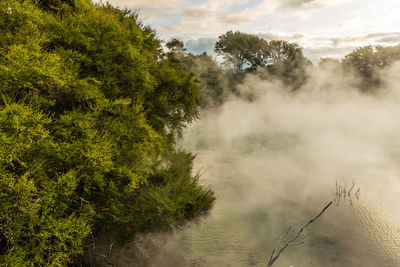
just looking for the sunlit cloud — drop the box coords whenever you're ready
[185,38,216,55]
[274,0,326,10]
[258,31,305,42]
[182,8,251,25]
[106,0,400,63]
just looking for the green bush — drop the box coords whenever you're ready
[0,0,214,265]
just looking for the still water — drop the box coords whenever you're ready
[135,129,400,267]
[130,88,400,266]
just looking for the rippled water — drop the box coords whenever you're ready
[140,150,400,267]
[126,85,400,267]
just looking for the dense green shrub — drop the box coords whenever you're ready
[0,0,214,265]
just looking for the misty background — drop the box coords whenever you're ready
[107,57,400,266]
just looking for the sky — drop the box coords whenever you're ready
[107,0,400,64]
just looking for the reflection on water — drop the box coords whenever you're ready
[127,85,400,266]
[131,148,400,267]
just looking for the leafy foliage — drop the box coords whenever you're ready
[166,38,186,53]
[215,31,268,71]
[215,31,311,89]
[263,40,311,89]
[0,0,214,265]
[187,53,229,107]
[104,151,215,246]
[342,45,400,90]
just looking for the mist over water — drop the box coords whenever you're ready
[127,62,400,266]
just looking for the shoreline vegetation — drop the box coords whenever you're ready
[0,0,214,265]
[1,0,400,266]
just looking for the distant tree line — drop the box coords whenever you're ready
[167,31,400,107]
[341,45,400,90]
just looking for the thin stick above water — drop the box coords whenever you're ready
[266,201,333,267]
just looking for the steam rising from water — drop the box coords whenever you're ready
[119,62,400,266]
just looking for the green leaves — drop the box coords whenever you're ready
[148,60,202,134]
[215,31,311,89]
[343,45,400,90]
[0,0,213,265]
[215,30,268,71]
[108,151,215,246]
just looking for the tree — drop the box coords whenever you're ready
[263,40,312,89]
[215,31,268,71]
[166,38,187,54]
[191,53,229,107]
[342,45,400,90]
[319,57,340,67]
[343,46,377,81]
[164,39,230,108]
[215,31,311,89]
[0,0,214,265]
[178,52,229,108]
[264,40,304,64]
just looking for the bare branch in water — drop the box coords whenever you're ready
[266,201,333,267]
[269,226,291,264]
[348,179,356,197]
[335,180,360,206]
[355,188,360,199]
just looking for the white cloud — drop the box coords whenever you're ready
[105,0,186,17]
[107,0,184,9]
[105,0,400,64]
[185,38,217,55]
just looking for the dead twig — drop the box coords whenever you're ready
[269,226,291,264]
[266,201,333,267]
[355,188,360,199]
[335,180,360,206]
[348,179,355,197]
